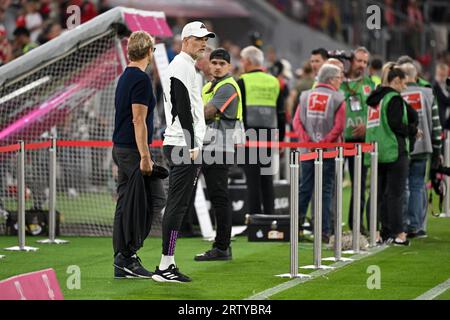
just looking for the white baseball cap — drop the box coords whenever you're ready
[181,21,216,40]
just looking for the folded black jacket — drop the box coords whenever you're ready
[121,164,167,254]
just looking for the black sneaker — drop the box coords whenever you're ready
[393,238,410,246]
[407,231,417,238]
[321,234,330,244]
[152,264,192,283]
[114,266,139,279]
[415,230,428,238]
[194,247,232,261]
[113,253,153,279]
[361,227,370,237]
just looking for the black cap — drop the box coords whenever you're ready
[209,48,231,64]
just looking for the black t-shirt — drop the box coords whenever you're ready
[113,67,155,148]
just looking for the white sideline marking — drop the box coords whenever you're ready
[414,278,450,300]
[245,245,388,300]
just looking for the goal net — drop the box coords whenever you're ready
[0,8,172,237]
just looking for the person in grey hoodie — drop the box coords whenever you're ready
[400,63,441,239]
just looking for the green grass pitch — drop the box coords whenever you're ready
[1,186,450,300]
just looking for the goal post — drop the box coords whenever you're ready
[0,7,172,237]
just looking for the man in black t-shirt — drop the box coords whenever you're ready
[112,31,165,279]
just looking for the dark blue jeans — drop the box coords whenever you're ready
[406,158,428,233]
[298,159,335,236]
[347,156,368,231]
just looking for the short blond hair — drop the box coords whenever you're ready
[127,31,154,62]
[381,61,396,86]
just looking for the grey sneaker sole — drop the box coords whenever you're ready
[416,234,428,239]
[194,256,232,261]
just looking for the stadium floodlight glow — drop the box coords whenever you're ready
[0,76,51,105]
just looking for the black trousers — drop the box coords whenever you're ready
[347,156,369,231]
[112,147,166,257]
[162,145,201,255]
[378,154,409,240]
[242,145,275,215]
[202,153,232,250]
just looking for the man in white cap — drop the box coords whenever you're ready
[152,21,215,283]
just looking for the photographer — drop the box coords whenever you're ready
[433,63,450,129]
[339,47,375,236]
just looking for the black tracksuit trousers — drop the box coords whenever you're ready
[162,146,201,255]
[202,156,232,251]
[378,154,409,240]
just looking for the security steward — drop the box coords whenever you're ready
[194,48,244,261]
[237,45,280,215]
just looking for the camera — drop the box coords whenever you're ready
[328,50,353,61]
[327,50,353,74]
[249,31,263,49]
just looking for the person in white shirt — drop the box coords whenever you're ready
[152,21,215,283]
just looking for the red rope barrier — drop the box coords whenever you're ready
[0,144,20,153]
[0,139,375,157]
[25,141,52,150]
[300,152,318,161]
[343,149,358,157]
[57,140,112,148]
[150,140,163,147]
[297,150,339,161]
[323,150,339,159]
[241,141,372,150]
[56,140,163,148]
[362,144,374,153]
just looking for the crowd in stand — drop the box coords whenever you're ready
[267,0,450,63]
[0,0,109,66]
[267,0,436,36]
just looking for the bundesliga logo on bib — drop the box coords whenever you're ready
[402,92,423,116]
[307,93,330,118]
[367,103,380,128]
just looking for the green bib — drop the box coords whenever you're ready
[417,77,432,88]
[341,76,375,141]
[365,91,409,165]
[202,76,243,121]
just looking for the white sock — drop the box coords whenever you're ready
[159,254,175,270]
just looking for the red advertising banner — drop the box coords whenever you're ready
[0,268,64,300]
